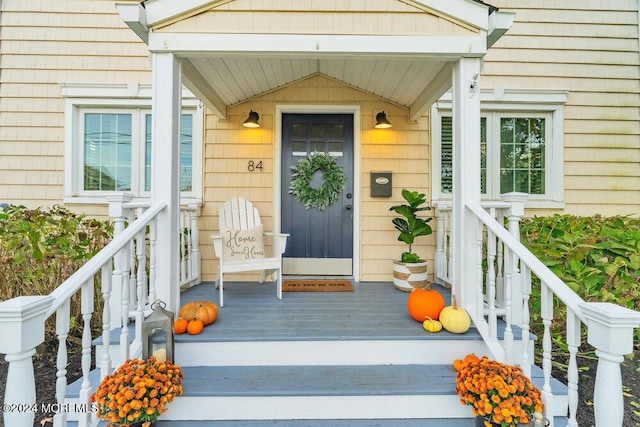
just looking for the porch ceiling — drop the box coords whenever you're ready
[183,55,451,112]
[118,1,514,121]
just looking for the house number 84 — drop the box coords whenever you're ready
[247,160,263,172]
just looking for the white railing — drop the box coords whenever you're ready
[435,195,640,427]
[0,200,167,427]
[113,197,201,291]
[0,194,202,427]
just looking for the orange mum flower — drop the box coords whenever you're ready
[453,354,544,427]
[91,356,183,427]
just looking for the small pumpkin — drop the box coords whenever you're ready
[186,319,204,335]
[439,295,471,334]
[423,316,443,333]
[174,318,188,335]
[179,300,219,325]
[407,288,446,322]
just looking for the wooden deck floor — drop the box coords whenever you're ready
[177,280,479,342]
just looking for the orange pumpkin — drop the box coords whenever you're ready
[186,319,204,335]
[179,301,219,325]
[174,318,188,334]
[407,288,445,322]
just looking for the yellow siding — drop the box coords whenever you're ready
[157,0,477,36]
[483,1,640,216]
[0,0,149,209]
[201,74,433,282]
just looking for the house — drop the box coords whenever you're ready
[0,1,639,426]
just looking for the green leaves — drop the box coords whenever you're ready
[521,214,640,343]
[390,189,432,260]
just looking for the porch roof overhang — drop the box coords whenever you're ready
[117,0,514,121]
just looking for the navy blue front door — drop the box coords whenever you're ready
[281,113,354,275]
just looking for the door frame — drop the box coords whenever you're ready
[274,104,361,281]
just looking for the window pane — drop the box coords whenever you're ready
[292,141,307,156]
[440,117,487,194]
[180,114,193,192]
[311,124,324,138]
[327,124,344,139]
[84,113,132,191]
[440,116,453,194]
[499,117,545,195]
[144,113,194,192]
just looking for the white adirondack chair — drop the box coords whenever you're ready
[211,197,288,306]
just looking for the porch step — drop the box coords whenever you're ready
[67,364,568,422]
[79,418,568,427]
[77,282,568,424]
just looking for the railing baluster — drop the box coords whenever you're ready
[149,217,157,303]
[541,284,555,425]
[446,210,453,282]
[119,240,131,362]
[495,209,505,307]
[78,279,94,427]
[473,215,483,322]
[180,209,187,284]
[503,252,514,365]
[54,299,70,427]
[566,309,580,427]
[434,204,446,285]
[136,227,147,310]
[487,220,497,339]
[100,260,113,379]
[128,210,137,311]
[520,265,532,378]
[189,202,201,285]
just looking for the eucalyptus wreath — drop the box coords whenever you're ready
[289,152,345,211]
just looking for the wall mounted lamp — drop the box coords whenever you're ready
[243,110,260,128]
[374,111,392,129]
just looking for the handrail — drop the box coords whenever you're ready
[466,202,586,323]
[46,202,167,317]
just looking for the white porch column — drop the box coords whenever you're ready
[451,58,482,314]
[151,52,182,313]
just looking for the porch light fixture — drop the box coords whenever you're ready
[374,111,392,129]
[243,110,260,128]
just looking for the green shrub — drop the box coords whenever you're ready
[520,214,640,345]
[0,205,113,341]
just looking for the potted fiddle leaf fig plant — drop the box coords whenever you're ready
[390,189,433,291]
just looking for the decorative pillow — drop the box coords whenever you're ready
[220,224,266,260]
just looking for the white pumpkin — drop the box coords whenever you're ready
[439,295,471,334]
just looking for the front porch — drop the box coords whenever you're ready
[69,280,568,426]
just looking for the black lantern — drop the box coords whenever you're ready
[142,300,175,363]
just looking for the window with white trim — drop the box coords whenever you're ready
[432,89,566,208]
[63,84,203,203]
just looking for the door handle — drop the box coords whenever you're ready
[345,204,352,211]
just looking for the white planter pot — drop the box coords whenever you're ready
[392,259,428,292]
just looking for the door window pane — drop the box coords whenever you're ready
[84,113,132,191]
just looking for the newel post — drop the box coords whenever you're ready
[106,192,134,330]
[0,296,53,427]
[500,192,527,326]
[581,302,640,426]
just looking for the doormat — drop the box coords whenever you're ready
[282,279,354,292]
